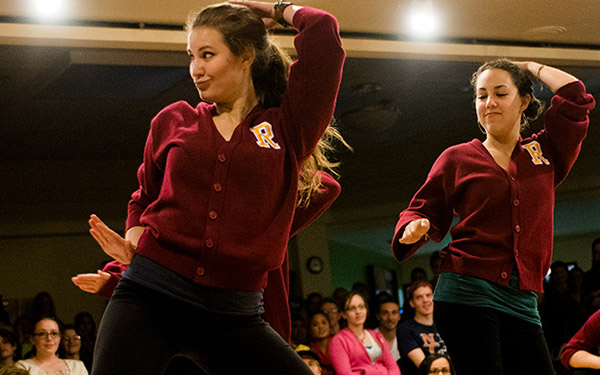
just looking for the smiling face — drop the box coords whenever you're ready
[410,285,434,317]
[31,319,61,357]
[377,302,401,331]
[0,336,16,360]
[475,68,530,141]
[61,328,81,355]
[309,313,331,340]
[187,26,253,105]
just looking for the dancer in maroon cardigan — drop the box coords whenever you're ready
[84,1,345,374]
[393,60,594,374]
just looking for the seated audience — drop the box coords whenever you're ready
[320,298,342,335]
[16,317,88,375]
[418,353,455,375]
[375,301,401,362]
[330,291,400,375]
[60,325,82,362]
[398,281,447,375]
[296,345,323,375]
[0,329,19,369]
[308,312,334,375]
[562,309,600,374]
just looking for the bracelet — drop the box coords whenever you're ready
[274,1,292,28]
[536,64,545,80]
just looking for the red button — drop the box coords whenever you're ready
[196,267,206,276]
[213,183,222,192]
[218,153,226,163]
[205,239,214,248]
[515,225,521,233]
[510,175,516,181]
[513,199,520,206]
[501,272,508,279]
[209,211,218,220]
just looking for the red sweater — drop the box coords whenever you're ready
[561,309,600,369]
[125,8,345,291]
[392,81,594,293]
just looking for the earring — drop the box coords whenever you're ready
[477,121,487,135]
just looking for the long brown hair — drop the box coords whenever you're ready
[187,3,350,206]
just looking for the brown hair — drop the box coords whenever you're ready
[407,280,433,301]
[187,3,350,206]
[470,58,545,131]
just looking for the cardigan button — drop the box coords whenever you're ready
[209,211,218,220]
[205,239,214,248]
[514,225,521,233]
[510,175,516,181]
[213,183,222,192]
[501,272,508,279]
[196,267,206,276]
[218,153,227,163]
[513,199,520,206]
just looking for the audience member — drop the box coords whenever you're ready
[0,366,30,375]
[398,281,447,375]
[30,293,56,323]
[60,325,82,362]
[291,315,309,349]
[0,329,19,369]
[74,312,95,371]
[418,353,455,375]
[333,288,349,315]
[296,345,323,375]
[428,252,443,288]
[16,317,88,375]
[562,309,600,374]
[402,267,430,321]
[375,301,401,362]
[320,298,342,335]
[583,238,600,314]
[308,312,334,375]
[12,317,32,359]
[330,291,400,375]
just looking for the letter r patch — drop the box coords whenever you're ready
[250,122,281,149]
[522,141,550,165]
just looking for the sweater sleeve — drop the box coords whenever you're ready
[329,333,359,375]
[95,261,128,300]
[539,80,595,187]
[561,309,600,369]
[391,150,455,262]
[280,7,345,161]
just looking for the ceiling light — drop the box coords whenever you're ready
[406,0,440,39]
[31,0,67,20]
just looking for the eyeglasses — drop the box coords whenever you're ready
[323,308,338,314]
[33,331,61,339]
[346,305,366,313]
[62,335,81,342]
[428,368,451,374]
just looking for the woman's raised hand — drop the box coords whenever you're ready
[88,214,135,264]
[71,270,111,294]
[399,218,430,245]
[229,1,290,29]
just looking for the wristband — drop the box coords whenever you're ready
[274,1,292,28]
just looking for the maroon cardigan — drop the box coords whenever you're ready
[125,7,345,292]
[561,309,600,369]
[393,81,594,293]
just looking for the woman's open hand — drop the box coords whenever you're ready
[88,214,135,264]
[71,270,111,294]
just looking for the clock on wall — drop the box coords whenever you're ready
[306,256,324,274]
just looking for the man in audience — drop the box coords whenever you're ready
[397,281,447,375]
[583,238,600,313]
[375,300,401,362]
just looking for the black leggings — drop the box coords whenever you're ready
[434,301,555,375]
[92,278,312,375]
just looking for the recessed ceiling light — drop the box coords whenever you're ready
[406,0,440,39]
[31,0,67,20]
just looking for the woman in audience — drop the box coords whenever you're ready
[308,312,335,375]
[59,325,81,362]
[321,298,342,335]
[418,353,455,375]
[16,317,88,375]
[0,329,19,369]
[330,291,400,375]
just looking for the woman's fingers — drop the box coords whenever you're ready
[399,218,430,244]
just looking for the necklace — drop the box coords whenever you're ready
[353,329,368,345]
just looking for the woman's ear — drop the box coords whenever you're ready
[521,93,531,111]
[241,47,256,68]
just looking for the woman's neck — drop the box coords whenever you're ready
[348,323,365,338]
[34,352,57,363]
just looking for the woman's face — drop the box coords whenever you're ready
[310,313,331,340]
[187,26,253,105]
[61,328,81,355]
[428,356,451,374]
[31,319,61,357]
[475,68,530,140]
[0,336,16,360]
[343,295,367,328]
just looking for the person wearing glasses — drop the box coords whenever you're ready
[16,317,88,375]
[330,291,400,375]
[59,325,82,364]
[418,353,455,375]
